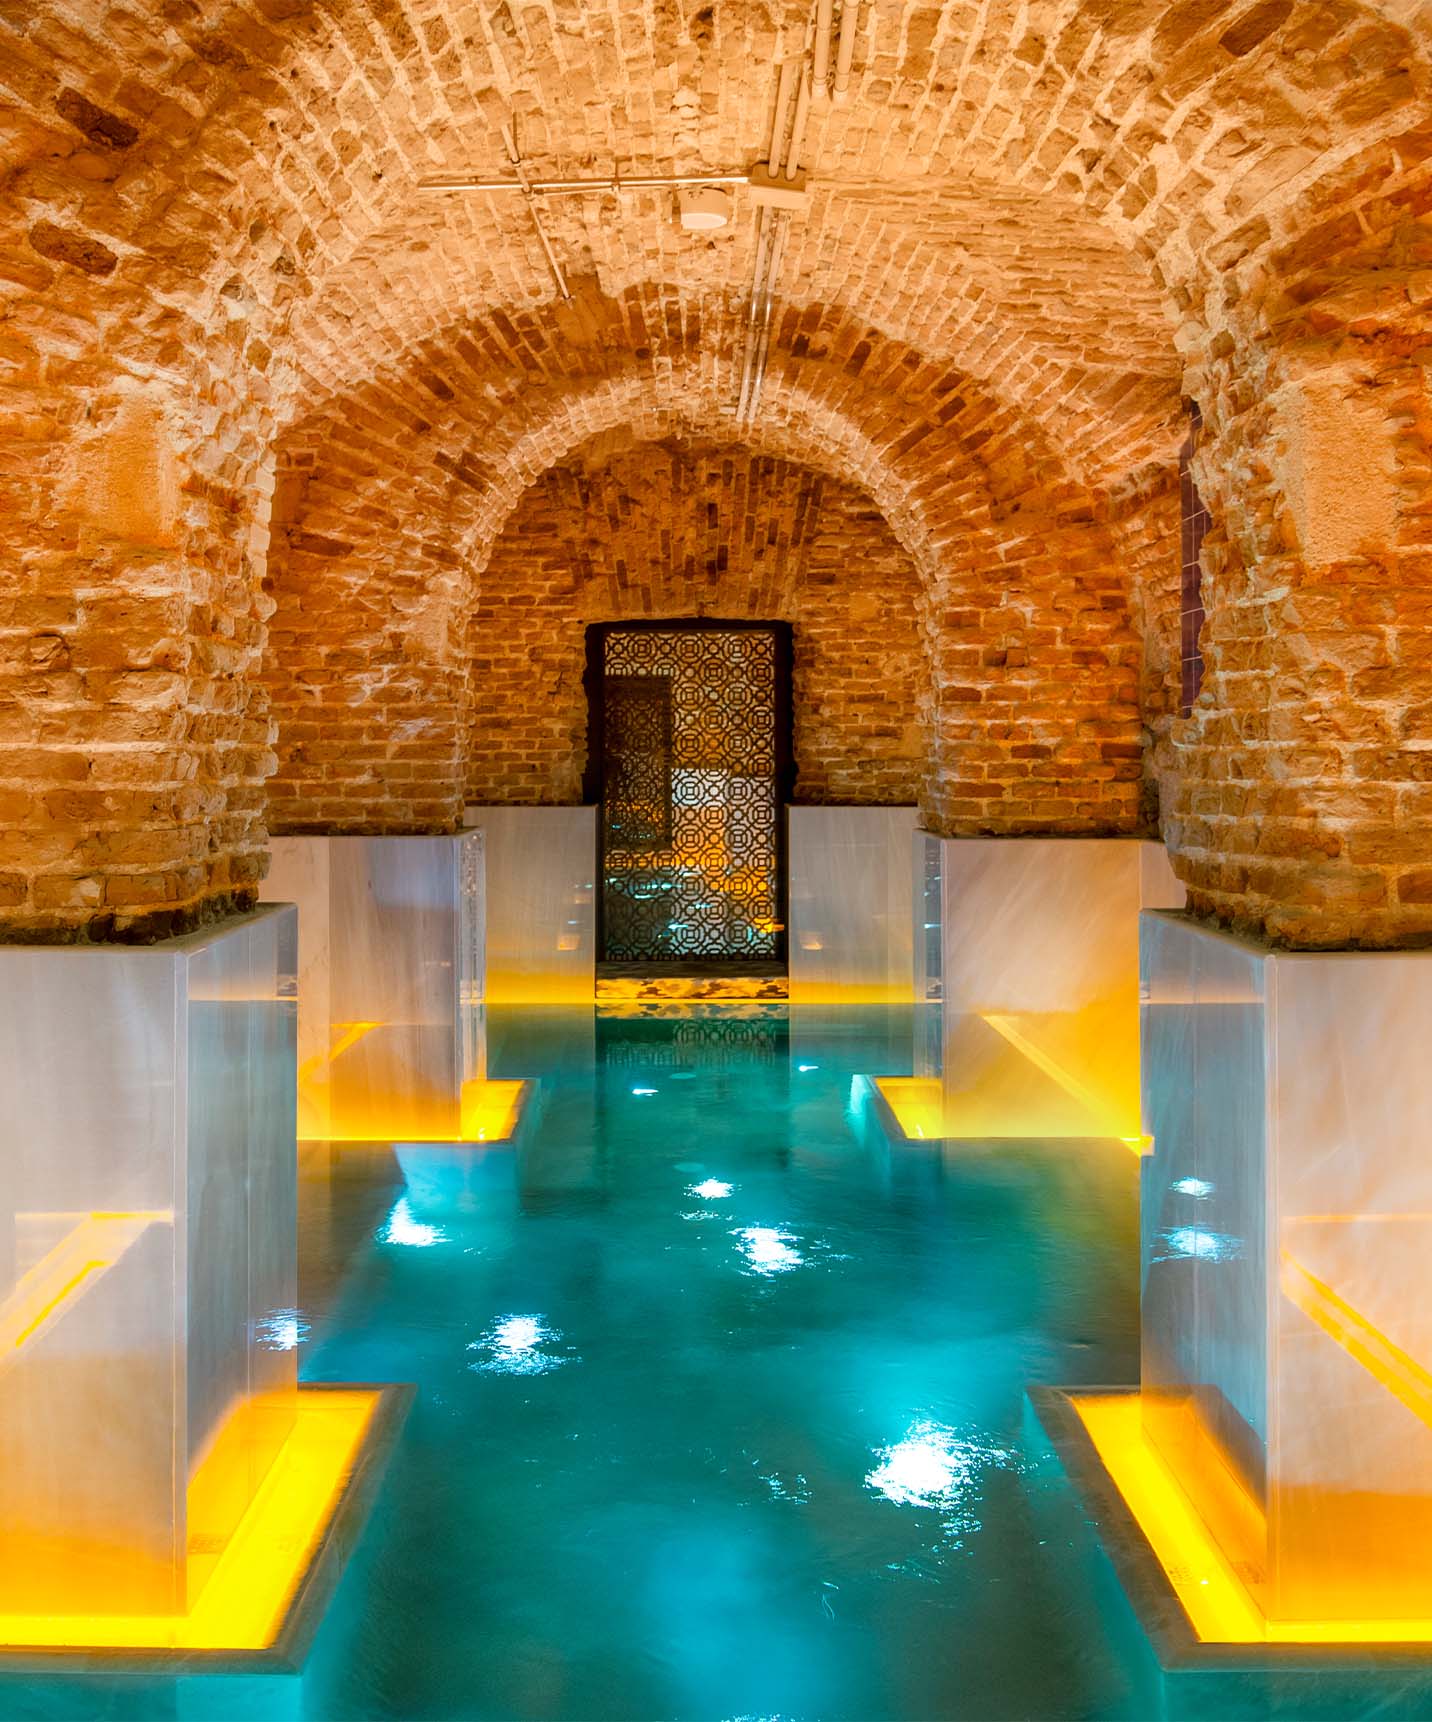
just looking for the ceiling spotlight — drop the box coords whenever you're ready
[677,186,732,232]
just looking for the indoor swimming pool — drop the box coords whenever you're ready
[7,1006,1397,1721]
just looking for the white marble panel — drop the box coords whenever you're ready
[787,806,918,1003]
[0,906,297,1616]
[183,908,298,1605]
[263,833,483,1139]
[915,837,1172,1138]
[463,807,595,1003]
[1139,910,1432,1623]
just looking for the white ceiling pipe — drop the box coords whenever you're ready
[736,205,773,422]
[812,0,834,94]
[767,59,798,177]
[833,0,858,102]
[745,214,787,423]
[421,171,750,194]
[784,74,813,178]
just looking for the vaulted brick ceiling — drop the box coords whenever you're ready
[7,0,1431,495]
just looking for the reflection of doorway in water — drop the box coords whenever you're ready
[585,621,793,967]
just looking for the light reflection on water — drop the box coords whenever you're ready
[468,1313,572,1376]
[732,1224,805,1275]
[689,1178,734,1199]
[865,1419,1021,1545]
[379,1195,447,1248]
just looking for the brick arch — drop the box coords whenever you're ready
[264,291,1142,837]
[467,433,930,809]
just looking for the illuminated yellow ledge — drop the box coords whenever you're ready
[0,1388,386,1655]
[869,1076,1147,1158]
[298,1078,532,1147]
[1071,1393,1432,1646]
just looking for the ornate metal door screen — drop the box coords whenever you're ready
[587,622,793,965]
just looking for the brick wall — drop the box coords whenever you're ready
[3,0,1429,943]
[466,440,925,809]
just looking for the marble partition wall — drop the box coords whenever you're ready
[262,834,483,1140]
[463,807,595,1003]
[788,807,918,1003]
[1141,910,1432,1626]
[0,906,298,1616]
[915,836,1185,1139]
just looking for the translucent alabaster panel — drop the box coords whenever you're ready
[463,807,595,1003]
[263,833,483,1139]
[787,807,918,1003]
[0,907,297,1616]
[919,838,1177,1138]
[1140,910,1270,1600]
[1140,911,1432,1624]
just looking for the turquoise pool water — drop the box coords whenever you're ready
[295,1007,1148,1720]
[6,1006,1158,1721]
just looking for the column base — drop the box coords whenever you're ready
[788,806,918,1003]
[912,835,1184,1140]
[263,834,483,1141]
[1032,1387,1432,1678]
[0,1384,410,1671]
[463,808,594,1004]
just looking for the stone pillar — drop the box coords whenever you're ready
[261,833,483,1140]
[1141,909,1432,1623]
[0,906,297,1614]
[463,807,595,1004]
[914,835,1183,1138]
[787,806,918,1003]
[1169,347,1432,947]
[1,379,274,941]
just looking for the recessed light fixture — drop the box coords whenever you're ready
[677,186,732,231]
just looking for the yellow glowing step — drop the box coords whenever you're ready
[1071,1393,1432,1645]
[0,1388,381,1653]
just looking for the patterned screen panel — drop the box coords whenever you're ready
[595,625,787,963]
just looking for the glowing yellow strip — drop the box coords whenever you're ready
[1281,1252,1432,1431]
[0,1390,378,1651]
[1073,1393,1266,1643]
[980,1013,1126,1138]
[11,1262,103,1349]
[1073,1394,1432,1643]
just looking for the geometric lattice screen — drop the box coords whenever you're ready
[588,622,792,964]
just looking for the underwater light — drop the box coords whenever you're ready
[689,1179,733,1199]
